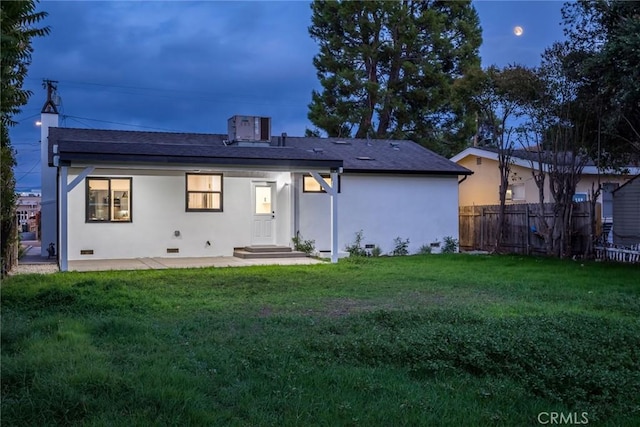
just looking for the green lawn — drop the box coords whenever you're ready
[2,255,639,426]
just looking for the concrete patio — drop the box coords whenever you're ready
[68,255,324,272]
[11,241,324,275]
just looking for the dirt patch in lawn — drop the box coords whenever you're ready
[312,291,449,318]
[255,289,507,320]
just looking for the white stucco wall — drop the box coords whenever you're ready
[297,173,461,255]
[65,168,291,260]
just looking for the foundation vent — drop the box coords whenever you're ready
[166,248,180,254]
[80,249,94,255]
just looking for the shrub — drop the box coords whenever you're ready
[291,232,315,255]
[392,237,410,256]
[345,230,368,257]
[418,244,432,255]
[441,236,458,254]
[371,245,382,257]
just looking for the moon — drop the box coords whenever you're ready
[514,26,524,36]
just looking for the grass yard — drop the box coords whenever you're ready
[2,254,639,426]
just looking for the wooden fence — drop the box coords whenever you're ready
[459,202,594,256]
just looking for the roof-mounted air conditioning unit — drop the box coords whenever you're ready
[227,115,271,143]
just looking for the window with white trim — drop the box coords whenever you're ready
[573,193,588,202]
[86,177,132,222]
[506,183,525,201]
[303,174,340,193]
[186,173,223,211]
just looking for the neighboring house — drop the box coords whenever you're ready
[612,175,640,247]
[450,146,640,222]
[15,191,41,233]
[40,110,471,271]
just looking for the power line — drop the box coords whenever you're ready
[65,116,95,129]
[17,112,41,123]
[28,77,309,106]
[62,114,187,132]
[15,160,41,183]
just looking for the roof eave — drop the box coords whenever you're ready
[343,168,473,175]
[56,153,343,171]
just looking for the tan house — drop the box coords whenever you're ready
[451,147,640,221]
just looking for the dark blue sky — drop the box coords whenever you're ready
[12,0,566,192]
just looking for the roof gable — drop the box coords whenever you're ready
[451,146,640,176]
[613,174,640,193]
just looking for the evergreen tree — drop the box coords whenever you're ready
[308,0,482,156]
[1,0,49,275]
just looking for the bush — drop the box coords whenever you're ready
[345,230,368,257]
[418,244,432,255]
[371,245,382,257]
[392,237,410,256]
[291,232,315,255]
[441,236,458,254]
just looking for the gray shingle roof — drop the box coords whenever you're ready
[48,127,471,175]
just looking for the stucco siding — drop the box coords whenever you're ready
[66,168,291,260]
[457,156,501,206]
[458,155,554,205]
[298,173,460,255]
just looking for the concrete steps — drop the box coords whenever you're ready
[233,245,308,259]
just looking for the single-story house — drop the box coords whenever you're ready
[39,109,471,271]
[612,175,640,247]
[450,146,640,221]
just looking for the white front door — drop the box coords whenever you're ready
[252,182,276,245]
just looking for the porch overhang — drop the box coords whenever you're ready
[52,142,344,271]
[52,141,343,172]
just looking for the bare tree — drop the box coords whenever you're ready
[472,65,538,252]
[518,50,591,258]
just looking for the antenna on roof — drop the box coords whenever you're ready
[41,79,59,114]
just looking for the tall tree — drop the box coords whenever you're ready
[308,0,482,156]
[471,64,541,251]
[1,0,49,275]
[560,0,640,160]
[519,49,593,258]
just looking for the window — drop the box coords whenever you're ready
[186,173,223,211]
[303,174,340,193]
[506,183,525,201]
[573,193,588,203]
[86,177,131,222]
[602,183,619,217]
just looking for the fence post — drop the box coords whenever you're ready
[526,204,531,256]
[480,207,485,250]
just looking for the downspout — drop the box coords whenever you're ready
[458,175,468,185]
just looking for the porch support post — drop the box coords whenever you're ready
[60,166,69,272]
[330,169,338,263]
[310,171,339,263]
[60,166,94,272]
